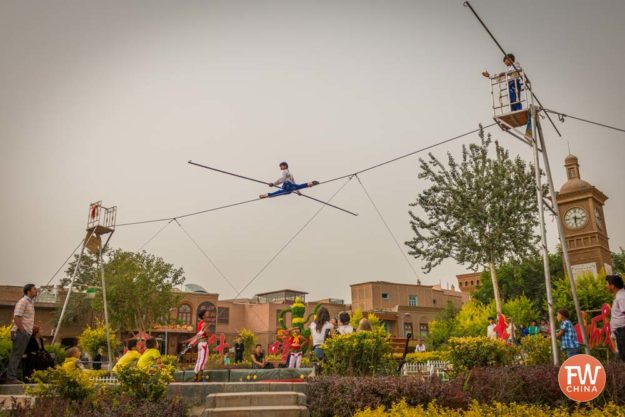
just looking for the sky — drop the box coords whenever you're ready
[1,0,624,304]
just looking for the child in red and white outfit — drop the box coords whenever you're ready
[287,328,304,369]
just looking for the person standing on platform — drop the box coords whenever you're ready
[606,274,625,361]
[482,53,523,111]
[193,309,212,382]
[5,284,38,384]
[233,337,245,363]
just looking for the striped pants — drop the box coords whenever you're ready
[288,352,302,368]
[194,342,209,373]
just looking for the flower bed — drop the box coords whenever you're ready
[307,362,625,417]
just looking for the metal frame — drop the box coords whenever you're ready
[53,202,117,369]
[490,71,590,363]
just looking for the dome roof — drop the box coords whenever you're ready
[560,178,592,194]
[564,154,578,164]
[184,283,208,294]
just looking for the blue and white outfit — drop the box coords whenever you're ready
[505,62,523,111]
[267,169,311,198]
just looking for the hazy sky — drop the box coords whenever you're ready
[1,0,624,303]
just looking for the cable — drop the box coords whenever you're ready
[543,109,625,134]
[44,237,86,287]
[116,197,262,227]
[233,177,354,299]
[463,1,562,137]
[118,123,495,226]
[137,219,174,251]
[173,219,240,296]
[355,174,423,282]
[319,123,497,185]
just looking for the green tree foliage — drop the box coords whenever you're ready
[323,329,395,376]
[78,320,119,355]
[552,272,613,318]
[426,297,539,349]
[406,129,543,313]
[473,252,564,309]
[612,248,625,274]
[60,249,185,332]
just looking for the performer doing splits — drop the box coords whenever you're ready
[193,308,212,382]
[259,161,319,199]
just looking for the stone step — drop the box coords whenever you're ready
[0,395,35,410]
[203,405,309,417]
[207,392,306,408]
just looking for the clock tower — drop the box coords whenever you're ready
[557,155,612,278]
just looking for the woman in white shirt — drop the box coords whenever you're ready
[309,307,334,360]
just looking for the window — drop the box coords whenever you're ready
[470,280,474,286]
[432,299,437,305]
[477,279,480,285]
[276,309,283,327]
[177,304,192,325]
[217,307,229,324]
[408,295,418,307]
[419,323,428,339]
[382,321,390,333]
[382,293,390,300]
[403,322,413,338]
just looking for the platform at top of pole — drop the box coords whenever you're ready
[86,201,117,236]
[489,68,532,130]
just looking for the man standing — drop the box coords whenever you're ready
[486,317,497,339]
[556,309,580,358]
[606,274,625,361]
[6,284,37,384]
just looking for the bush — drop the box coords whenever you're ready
[520,335,553,365]
[238,328,257,360]
[3,396,187,417]
[0,325,12,372]
[78,320,119,356]
[26,367,104,402]
[403,351,448,363]
[322,329,395,376]
[113,363,174,401]
[307,362,625,417]
[352,399,625,417]
[45,343,68,366]
[446,337,516,372]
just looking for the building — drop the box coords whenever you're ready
[556,155,612,278]
[350,281,467,340]
[456,272,482,294]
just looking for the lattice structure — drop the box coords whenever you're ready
[85,202,117,254]
[489,68,531,129]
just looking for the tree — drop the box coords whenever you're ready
[612,248,625,274]
[406,128,543,313]
[58,249,185,332]
[473,252,564,310]
[552,272,613,319]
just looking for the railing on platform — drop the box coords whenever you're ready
[401,360,450,381]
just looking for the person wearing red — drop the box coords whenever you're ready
[287,327,304,369]
[193,309,212,382]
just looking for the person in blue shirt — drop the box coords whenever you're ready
[556,309,580,358]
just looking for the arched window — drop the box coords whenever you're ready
[470,280,474,286]
[177,304,192,325]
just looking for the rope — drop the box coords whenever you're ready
[137,219,174,251]
[44,237,86,287]
[233,177,354,299]
[173,219,240,295]
[543,108,625,134]
[319,123,497,185]
[355,174,423,282]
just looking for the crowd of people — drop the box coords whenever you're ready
[2,275,623,383]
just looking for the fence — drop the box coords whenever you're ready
[401,360,450,381]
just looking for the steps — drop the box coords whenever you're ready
[203,391,308,417]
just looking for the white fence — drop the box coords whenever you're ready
[401,360,450,381]
[90,375,119,384]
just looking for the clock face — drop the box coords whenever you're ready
[564,207,588,230]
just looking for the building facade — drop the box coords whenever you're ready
[350,281,467,340]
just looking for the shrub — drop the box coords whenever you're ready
[78,320,119,356]
[113,363,175,401]
[446,337,516,372]
[0,325,12,372]
[26,367,103,402]
[238,328,257,359]
[352,399,625,417]
[520,335,553,365]
[322,329,395,376]
[404,351,448,364]
[4,396,187,417]
[45,343,68,366]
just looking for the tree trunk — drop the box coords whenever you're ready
[489,262,503,314]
